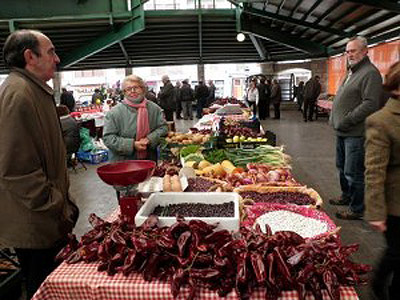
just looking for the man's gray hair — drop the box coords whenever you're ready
[162,75,169,81]
[349,36,368,49]
[122,74,146,90]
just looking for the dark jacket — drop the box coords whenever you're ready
[207,84,216,102]
[92,91,104,104]
[60,91,76,112]
[195,84,209,100]
[158,81,176,111]
[60,116,80,154]
[330,56,383,137]
[257,82,267,102]
[270,83,282,104]
[180,83,194,101]
[0,68,79,248]
[304,78,321,102]
[365,98,400,221]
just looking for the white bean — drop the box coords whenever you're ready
[255,210,328,238]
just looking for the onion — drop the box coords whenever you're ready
[266,170,281,182]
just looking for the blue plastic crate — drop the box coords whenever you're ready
[77,150,108,164]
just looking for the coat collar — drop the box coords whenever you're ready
[11,68,54,96]
[385,98,400,114]
[349,56,370,73]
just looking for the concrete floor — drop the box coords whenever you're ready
[69,110,383,300]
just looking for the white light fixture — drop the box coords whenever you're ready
[236,33,245,42]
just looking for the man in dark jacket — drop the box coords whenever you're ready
[180,79,194,120]
[303,75,321,121]
[257,76,268,120]
[206,80,216,107]
[270,79,282,119]
[0,30,79,299]
[158,75,176,121]
[91,88,104,105]
[195,80,209,118]
[60,87,76,112]
[329,36,383,220]
[175,80,182,119]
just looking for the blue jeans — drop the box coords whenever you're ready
[336,136,365,213]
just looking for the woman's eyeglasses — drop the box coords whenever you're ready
[124,86,142,93]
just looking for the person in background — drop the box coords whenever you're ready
[103,74,168,162]
[175,80,182,119]
[194,80,209,119]
[56,105,80,167]
[157,75,176,122]
[270,79,282,119]
[0,29,79,300]
[206,80,216,107]
[60,87,76,112]
[329,35,383,220]
[303,75,321,122]
[91,88,104,105]
[257,76,267,120]
[364,61,400,300]
[265,79,272,118]
[296,81,305,112]
[146,87,157,102]
[180,79,194,120]
[247,78,259,117]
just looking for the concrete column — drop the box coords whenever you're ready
[197,64,205,82]
[260,62,276,77]
[53,72,62,104]
[125,67,133,76]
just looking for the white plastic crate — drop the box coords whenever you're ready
[135,192,240,231]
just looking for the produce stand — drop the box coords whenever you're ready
[31,101,366,300]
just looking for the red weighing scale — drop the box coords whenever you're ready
[97,160,156,222]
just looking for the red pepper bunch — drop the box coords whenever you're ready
[56,214,370,300]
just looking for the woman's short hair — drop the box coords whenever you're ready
[3,30,41,69]
[383,61,400,97]
[122,75,147,91]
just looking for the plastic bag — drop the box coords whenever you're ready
[79,127,95,152]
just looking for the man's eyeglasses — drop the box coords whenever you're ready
[124,86,142,93]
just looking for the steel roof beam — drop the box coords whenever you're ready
[243,7,353,38]
[240,15,328,55]
[289,0,302,18]
[309,4,359,42]
[297,0,342,37]
[59,0,144,68]
[300,0,323,22]
[249,34,269,60]
[326,12,398,47]
[345,0,400,14]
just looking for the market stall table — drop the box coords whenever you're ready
[32,208,359,300]
[315,100,333,120]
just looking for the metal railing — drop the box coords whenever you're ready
[143,0,234,10]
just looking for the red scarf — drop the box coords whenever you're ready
[123,98,150,159]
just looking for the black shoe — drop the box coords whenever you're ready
[308,119,314,122]
[329,197,350,206]
[336,210,363,220]
[304,119,307,122]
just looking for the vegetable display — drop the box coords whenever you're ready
[152,202,234,217]
[225,146,290,168]
[57,214,370,300]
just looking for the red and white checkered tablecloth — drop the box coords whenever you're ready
[317,100,333,111]
[32,208,358,300]
[32,262,358,300]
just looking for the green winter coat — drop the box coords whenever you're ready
[103,100,168,162]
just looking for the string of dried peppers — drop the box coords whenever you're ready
[56,214,370,300]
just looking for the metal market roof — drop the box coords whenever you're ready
[0,0,399,72]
